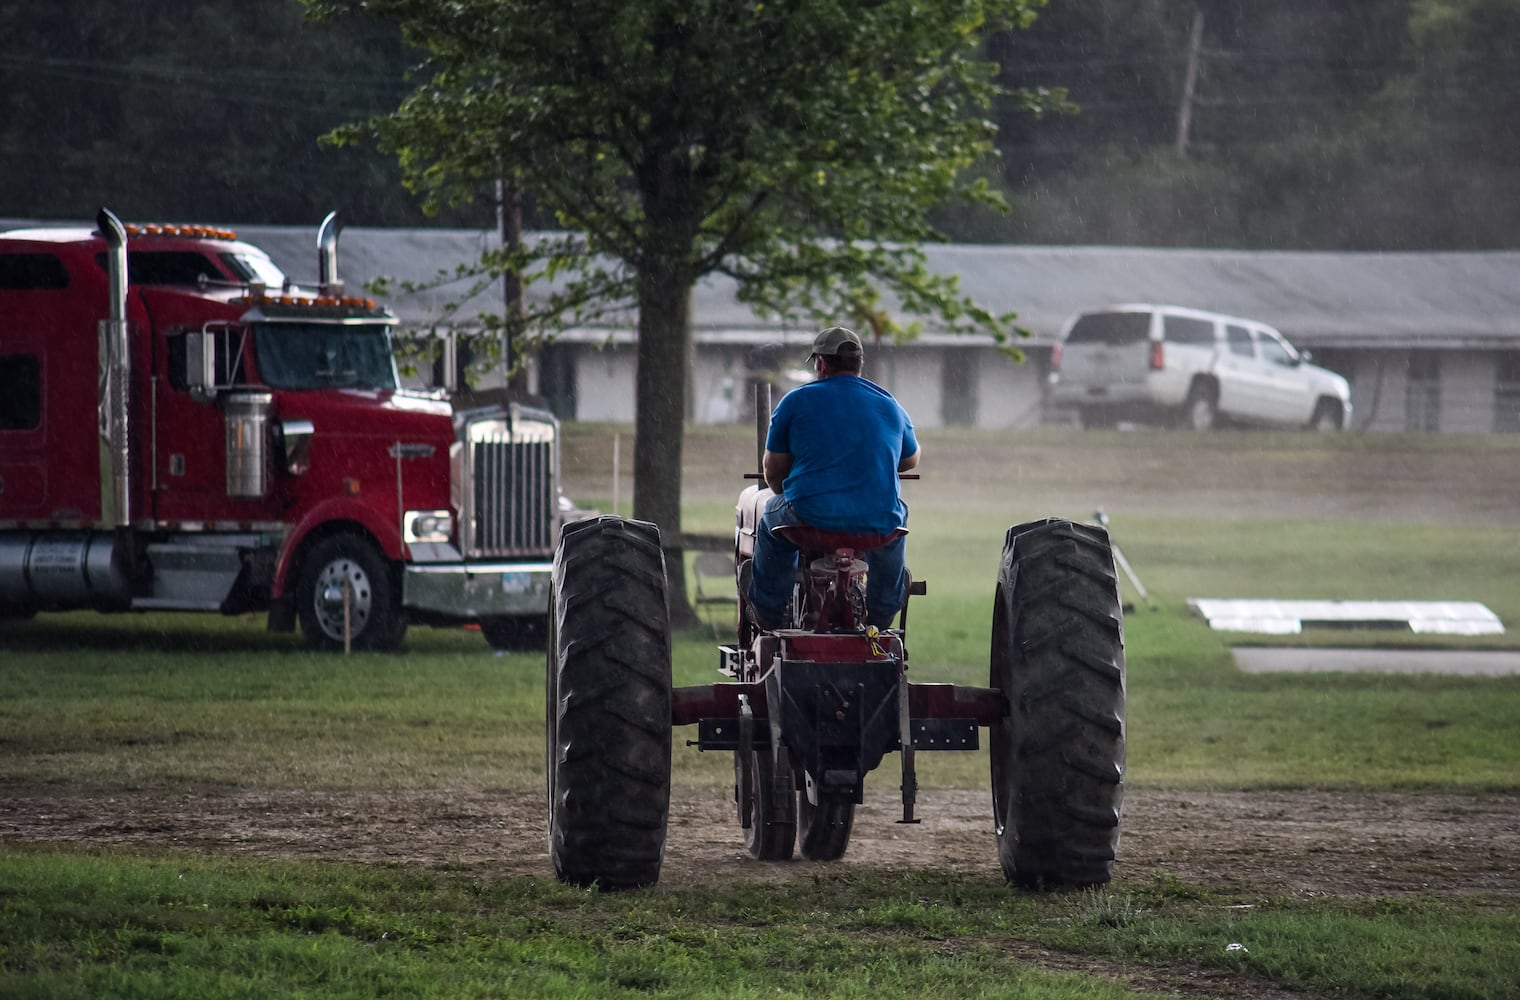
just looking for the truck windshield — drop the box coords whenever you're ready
[254,322,399,390]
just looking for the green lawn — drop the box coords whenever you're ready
[4,426,1519,998]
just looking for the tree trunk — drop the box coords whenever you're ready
[632,267,699,628]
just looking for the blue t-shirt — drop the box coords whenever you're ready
[765,374,917,534]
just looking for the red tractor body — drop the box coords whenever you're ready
[545,410,1128,890]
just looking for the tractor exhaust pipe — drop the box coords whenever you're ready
[317,210,343,297]
[97,208,131,527]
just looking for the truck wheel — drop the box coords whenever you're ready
[296,533,406,652]
[1309,398,1344,431]
[739,745,796,860]
[480,615,548,652]
[797,778,855,861]
[990,518,1126,890]
[1181,382,1218,430]
[546,516,672,890]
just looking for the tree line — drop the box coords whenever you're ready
[2,0,1515,250]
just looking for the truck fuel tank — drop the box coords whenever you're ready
[0,532,134,612]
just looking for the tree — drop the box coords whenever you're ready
[306,0,1042,623]
[0,0,479,225]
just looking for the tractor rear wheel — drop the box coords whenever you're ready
[739,745,796,860]
[546,516,673,890]
[797,778,855,861]
[989,518,1126,889]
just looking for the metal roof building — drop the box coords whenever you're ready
[236,226,1520,348]
[233,225,1520,433]
[11,217,1517,431]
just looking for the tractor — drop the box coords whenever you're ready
[544,407,1126,890]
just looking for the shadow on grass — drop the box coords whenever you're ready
[0,613,302,654]
[0,611,508,656]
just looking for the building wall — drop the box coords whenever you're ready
[572,344,637,422]
[976,346,1047,429]
[1440,353,1497,434]
[1334,348,1504,434]
[1497,352,1520,433]
[1334,351,1409,433]
[691,346,749,424]
[552,339,1511,435]
[867,346,942,429]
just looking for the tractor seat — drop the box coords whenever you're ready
[771,524,907,555]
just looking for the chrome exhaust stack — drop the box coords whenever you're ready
[317,210,343,297]
[97,208,132,527]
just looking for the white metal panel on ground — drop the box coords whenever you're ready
[1233,648,1520,676]
[1188,598,1505,635]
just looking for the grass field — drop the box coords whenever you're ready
[3,426,1519,998]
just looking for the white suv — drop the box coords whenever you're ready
[1046,304,1352,431]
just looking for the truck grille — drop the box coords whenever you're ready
[463,414,558,558]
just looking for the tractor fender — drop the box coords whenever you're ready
[735,484,774,561]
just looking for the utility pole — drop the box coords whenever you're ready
[1175,5,1205,159]
[498,176,529,397]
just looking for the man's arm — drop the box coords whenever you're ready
[898,446,920,473]
[762,449,792,494]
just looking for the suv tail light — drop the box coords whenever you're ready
[1149,340,1165,370]
[1049,342,1063,373]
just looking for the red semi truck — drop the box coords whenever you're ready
[0,209,563,651]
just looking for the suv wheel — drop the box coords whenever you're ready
[1310,398,1344,431]
[1181,383,1218,431]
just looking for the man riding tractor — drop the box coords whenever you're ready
[746,326,920,632]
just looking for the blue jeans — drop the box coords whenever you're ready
[749,494,908,629]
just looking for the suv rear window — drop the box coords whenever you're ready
[1066,312,1149,346]
[1163,315,1215,345]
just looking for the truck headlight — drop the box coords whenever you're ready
[404,509,454,544]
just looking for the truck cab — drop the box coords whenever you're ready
[0,211,562,650]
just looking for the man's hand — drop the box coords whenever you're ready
[762,449,792,494]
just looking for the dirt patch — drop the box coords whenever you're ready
[7,783,1517,999]
[5,784,1517,902]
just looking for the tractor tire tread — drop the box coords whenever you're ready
[547,517,673,891]
[990,518,1127,890]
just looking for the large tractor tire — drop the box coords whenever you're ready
[546,516,673,890]
[296,533,407,652]
[989,518,1126,889]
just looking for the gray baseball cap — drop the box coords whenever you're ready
[805,326,863,362]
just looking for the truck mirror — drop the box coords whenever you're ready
[186,330,217,400]
[276,418,315,476]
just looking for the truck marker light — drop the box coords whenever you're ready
[344,478,361,496]
[124,223,237,241]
